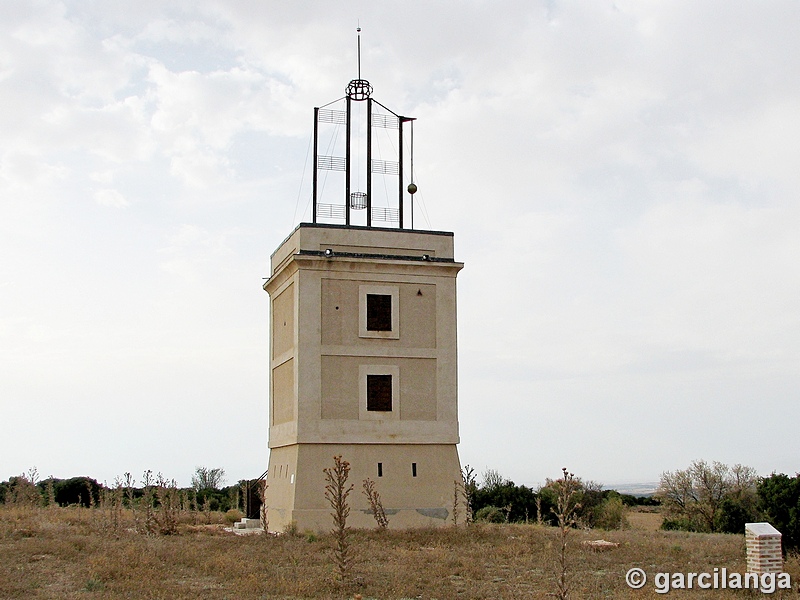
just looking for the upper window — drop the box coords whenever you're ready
[366,294,392,331]
[359,285,399,339]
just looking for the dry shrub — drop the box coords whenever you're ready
[323,455,354,581]
[461,465,476,523]
[200,495,213,524]
[96,478,125,533]
[153,474,181,535]
[552,467,581,600]
[257,479,269,533]
[119,471,189,535]
[7,469,42,507]
[225,509,244,524]
[362,478,388,529]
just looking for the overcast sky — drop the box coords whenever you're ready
[2,1,798,490]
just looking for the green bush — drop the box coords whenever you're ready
[758,473,800,553]
[195,488,228,512]
[714,496,761,534]
[578,487,606,526]
[472,479,540,523]
[662,517,701,532]
[536,486,558,525]
[594,497,628,530]
[474,506,506,523]
[52,477,100,507]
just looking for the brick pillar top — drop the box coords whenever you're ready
[746,522,781,538]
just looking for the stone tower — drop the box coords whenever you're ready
[262,35,464,532]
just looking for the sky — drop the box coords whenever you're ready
[2,0,799,490]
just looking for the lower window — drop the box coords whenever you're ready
[367,374,392,411]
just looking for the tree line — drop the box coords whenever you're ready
[463,466,656,529]
[655,459,800,551]
[0,466,262,517]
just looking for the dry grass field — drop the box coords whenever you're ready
[626,507,664,532]
[1,504,798,599]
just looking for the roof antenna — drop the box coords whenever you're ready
[357,23,362,80]
[346,23,371,100]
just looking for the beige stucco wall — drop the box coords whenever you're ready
[321,279,436,348]
[263,224,464,533]
[272,283,295,358]
[320,356,436,421]
[271,359,295,425]
[266,443,464,533]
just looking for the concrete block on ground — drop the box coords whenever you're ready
[233,518,263,530]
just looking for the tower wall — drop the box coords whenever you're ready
[263,224,464,532]
[267,444,463,532]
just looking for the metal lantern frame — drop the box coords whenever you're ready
[312,89,414,228]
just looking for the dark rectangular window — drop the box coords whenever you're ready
[366,294,392,331]
[378,462,383,477]
[367,374,392,411]
[412,463,417,477]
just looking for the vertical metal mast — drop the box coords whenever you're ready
[361,26,372,228]
[398,118,404,229]
[366,97,373,227]
[345,95,351,226]
[344,25,372,227]
[312,107,318,223]
[410,119,414,229]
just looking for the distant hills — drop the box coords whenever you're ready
[604,482,658,497]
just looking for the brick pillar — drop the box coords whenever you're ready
[745,522,783,573]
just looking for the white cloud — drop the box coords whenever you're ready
[616,197,800,360]
[0,152,69,190]
[94,188,129,208]
[2,0,799,487]
[688,100,800,189]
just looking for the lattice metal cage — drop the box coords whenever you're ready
[350,192,367,210]
[346,79,373,101]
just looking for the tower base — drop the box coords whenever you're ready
[264,443,464,533]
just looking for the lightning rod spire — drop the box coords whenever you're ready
[357,24,362,79]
